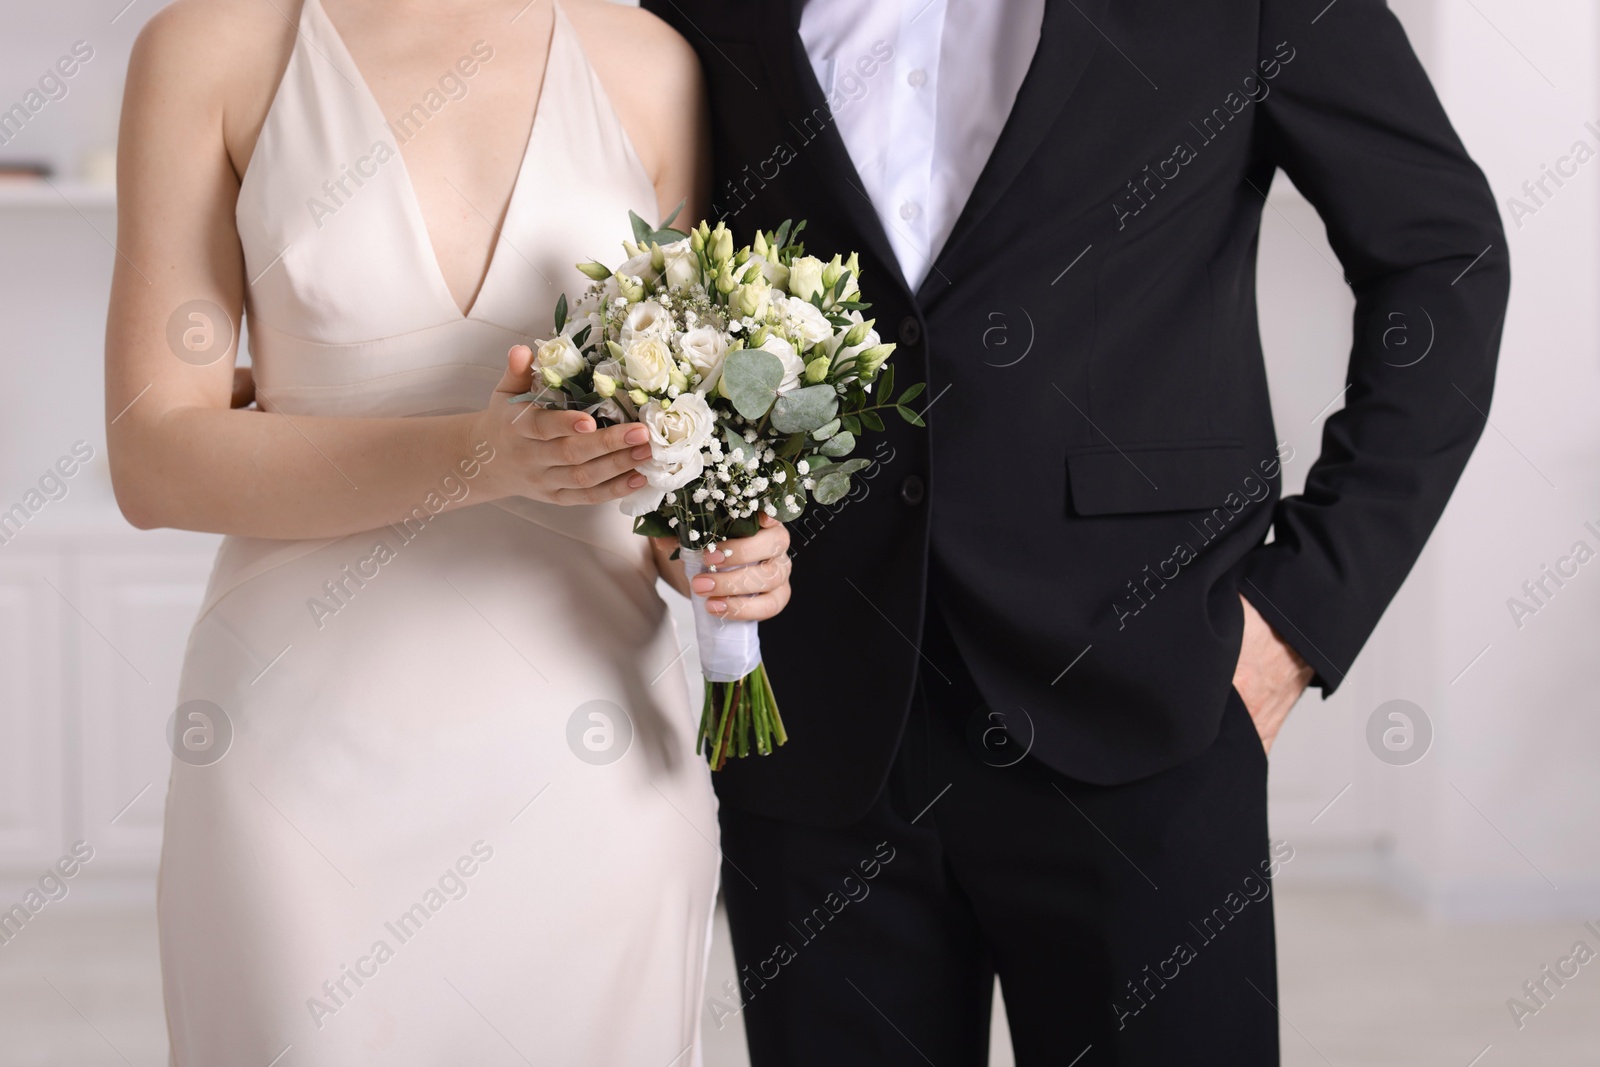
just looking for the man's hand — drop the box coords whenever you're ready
[1232,594,1314,753]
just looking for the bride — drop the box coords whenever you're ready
[105,0,791,1062]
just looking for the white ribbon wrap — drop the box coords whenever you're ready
[681,550,763,683]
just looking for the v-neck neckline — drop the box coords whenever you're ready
[306,0,561,321]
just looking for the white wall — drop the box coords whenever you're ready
[1259,0,1600,920]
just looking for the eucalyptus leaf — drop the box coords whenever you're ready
[812,471,851,506]
[811,418,841,442]
[721,348,785,420]
[769,384,839,434]
[820,430,856,457]
[660,198,686,231]
[628,210,653,244]
[832,458,872,477]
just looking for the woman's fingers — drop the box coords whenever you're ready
[690,554,791,599]
[705,583,792,621]
[552,469,648,505]
[548,448,649,495]
[493,345,537,399]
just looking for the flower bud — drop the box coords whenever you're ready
[651,244,666,272]
[822,254,843,289]
[577,260,611,281]
[593,372,617,397]
[605,340,626,362]
[541,366,564,387]
[857,342,896,376]
[844,252,860,278]
[804,355,831,384]
[690,228,705,254]
[752,230,770,259]
[843,318,875,347]
[710,223,734,265]
[629,388,650,406]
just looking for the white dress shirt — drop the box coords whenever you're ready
[799,0,1047,290]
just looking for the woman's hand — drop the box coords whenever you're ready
[652,514,793,621]
[473,345,652,505]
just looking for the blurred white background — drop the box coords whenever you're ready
[0,1,1596,1064]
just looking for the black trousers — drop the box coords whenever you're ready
[719,600,1282,1065]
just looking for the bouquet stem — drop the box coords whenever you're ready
[696,662,787,771]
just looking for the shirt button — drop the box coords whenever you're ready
[900,475,926,507]
[907,68,927,88]
[898,317,923,346]
[899,201,920,221]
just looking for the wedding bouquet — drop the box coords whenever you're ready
[513,206,924,769]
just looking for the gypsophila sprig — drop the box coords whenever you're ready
[511,206,924,768]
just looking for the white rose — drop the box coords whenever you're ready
[659,238,700,291]
[679,326,730,392]
[788,255,826,302]
[783,297,834,346]
[621,300,671,344]
[624,337,673,393]
[534,335,585,381]
[760,335,806,394]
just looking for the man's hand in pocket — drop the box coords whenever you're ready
[1232,594,1314,754]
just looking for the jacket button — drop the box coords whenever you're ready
[900,475,925,506]
[898,316,923,346]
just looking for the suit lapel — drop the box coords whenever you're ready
[758,0,912,305]
[919,0,1110,301]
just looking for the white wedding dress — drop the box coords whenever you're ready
[157,3,718,1063]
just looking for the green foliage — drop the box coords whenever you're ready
[769,384,839,434]
[721,348,785,419]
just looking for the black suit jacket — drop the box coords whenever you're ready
[644,0,1509,825]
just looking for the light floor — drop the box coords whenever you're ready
[1,885,1595,1065]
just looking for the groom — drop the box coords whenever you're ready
[647,0,1507,1063]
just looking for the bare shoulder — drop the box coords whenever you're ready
[558,0,700,68]
[127,0,299,174]
[559,0,705,189]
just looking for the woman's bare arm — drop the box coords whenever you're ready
[106,2,646,540]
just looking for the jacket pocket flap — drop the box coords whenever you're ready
[1066,441,1250,516]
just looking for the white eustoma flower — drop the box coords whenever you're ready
[533,335,585,381]
[616,250,657,284]
[680,326,730,392]
[759,334,806,394]
[659,238,700,291]
[782,296,834,347]
[624,337,673,393]
[642,392,716,468]
[620,393,712,518]
[621,300,671,343]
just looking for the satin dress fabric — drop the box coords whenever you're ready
[157,3,718,1063]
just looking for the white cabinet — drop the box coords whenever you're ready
[76,544,216,867]
[0,549,65,868]
[0,526,218,895]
